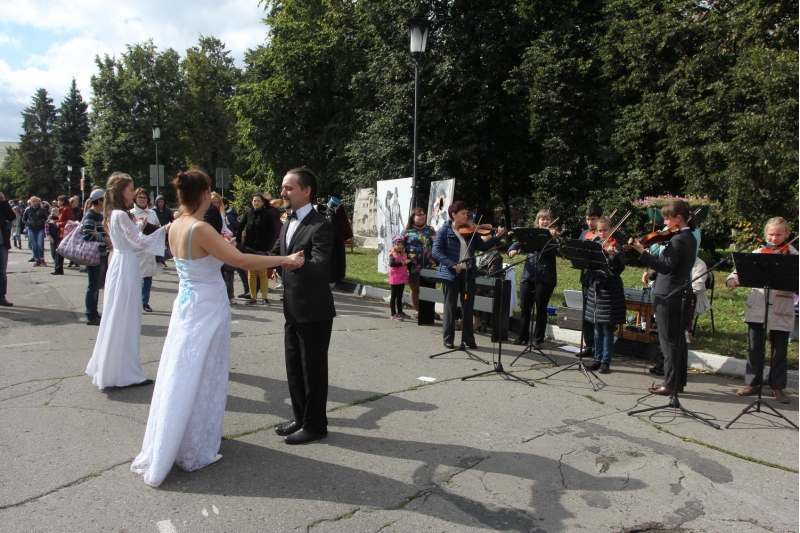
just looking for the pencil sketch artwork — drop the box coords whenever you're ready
[376,178,412,274]
[352,187,378,248]
[427,178,455,232]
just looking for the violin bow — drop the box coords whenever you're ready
[789,235,799,246]
[609,209,618,219]
[601,210,632,246]
[545,217,559,229]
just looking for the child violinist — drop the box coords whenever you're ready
[578,204,603,357]
[388,234,411,320]
[508,209,560,349]
[584,216,626,374]
[628,200,697,396]
[725,217,797,403]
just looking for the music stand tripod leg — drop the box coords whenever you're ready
[510,309,559,367]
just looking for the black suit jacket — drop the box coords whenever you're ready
[639,229,697,296]
[269,207,336,324]
[0,201,14,249]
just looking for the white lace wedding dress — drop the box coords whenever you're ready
[86,211,166,388]
[131,223,231,487]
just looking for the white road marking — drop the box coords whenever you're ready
[201,508,209,517]
[156,520,178,533]
[212,505,219,515]
[0,341,50,348]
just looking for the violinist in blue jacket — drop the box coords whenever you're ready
[432,201,506,349]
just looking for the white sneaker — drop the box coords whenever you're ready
[275,283,283,289]
[229,298,237,305]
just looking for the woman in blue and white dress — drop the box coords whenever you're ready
[131,168,303,488]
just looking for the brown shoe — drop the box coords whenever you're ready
[773,389,790,404]
[648,385,674,396]
[737,385,758,396]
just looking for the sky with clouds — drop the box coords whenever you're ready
[0,0,270,141]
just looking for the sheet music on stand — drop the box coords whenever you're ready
[513,227,560,255]
[731,252,798,293]
[564,239,611,276]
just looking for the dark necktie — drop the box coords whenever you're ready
[288,212,297,220]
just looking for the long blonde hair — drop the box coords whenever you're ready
[211,191,224,214]
[103,172,135,231]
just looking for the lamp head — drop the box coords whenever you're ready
[67,163,72,172]
[406,12,430,59]
[152,122,161,140]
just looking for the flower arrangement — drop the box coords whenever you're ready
[632,195,712,207]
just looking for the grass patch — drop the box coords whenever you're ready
[641,419,798,473]
[344,248,798,367]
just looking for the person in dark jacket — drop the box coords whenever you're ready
[235,194,275,305]
[0,191,16,306]
[22,196,48,266]
[223,198,249,296]
[153,195,174,266]
[583,217,626,374]
[629,200,697,396]
[432,201,505,349]
[83,189,111,325]
[507,209,560,349]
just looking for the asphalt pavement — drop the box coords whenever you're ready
[1,245,797,533]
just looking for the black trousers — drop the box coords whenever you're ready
[441,272,475,345]
[745,323,789,390]
[50,237,64,272]
[390,283,405,315]
[654,293,689,389]
[285,319,332,434]
[518,280,555,344]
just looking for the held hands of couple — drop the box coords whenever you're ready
[282,251,305,271]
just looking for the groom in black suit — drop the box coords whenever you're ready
[271,168,336,444]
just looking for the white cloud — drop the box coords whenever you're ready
[0,0,269,140]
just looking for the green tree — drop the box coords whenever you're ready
[84,40,183,193]
[17,88,58,199]
[0,147,29,199]
[177,36,241,178]
[53,79,90,195]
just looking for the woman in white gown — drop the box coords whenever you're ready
[131,169,303,487]
[86,173,168,389]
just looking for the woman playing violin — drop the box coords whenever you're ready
[432,201,505,349]
[628,200,697,397]
[725,217,797,403]
[507,209,560,349]
[584,216,626,374]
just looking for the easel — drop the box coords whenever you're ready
[726,252,799,430]
[543,239,609,391]
[508,227,560,367]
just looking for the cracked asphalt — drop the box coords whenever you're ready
[1,245,798,533]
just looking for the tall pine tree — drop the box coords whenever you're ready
[18,88,58,199]
[53,79,90,196]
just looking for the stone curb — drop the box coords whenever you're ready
[335,280,799,390]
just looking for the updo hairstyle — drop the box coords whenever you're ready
[173,169,211,214]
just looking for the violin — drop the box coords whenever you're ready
[624,227,678,250]
[601,236,621,257]
[458,223,499,237]
[760,242,791,255]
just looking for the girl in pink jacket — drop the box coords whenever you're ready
[388,235,410,320]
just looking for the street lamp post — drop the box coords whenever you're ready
[152,122,161,196]
[406,12,430,209]
[66,163,72,198]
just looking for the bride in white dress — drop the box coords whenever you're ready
[131,169,304,487]
[86,173,168,389]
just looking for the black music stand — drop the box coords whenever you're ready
[429,255,490,365]
[543,239,608,391]
[627,259,725,429]
[508,228,560,367]
[726,252,799,430]
[461,270,535,387]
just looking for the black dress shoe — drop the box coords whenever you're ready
[0,299,13,307]
[275,421,302,436]
[50,270,63,275]
[86,317,101,326]
[584,360,601,371]
[444,342,456,349]
[598,362,610,374]
[512,338,526,345]
[464,341,478,349]
[128,379,154,388]
[284,429,327,445]
[143,304,153,312]
[578,347,594,358]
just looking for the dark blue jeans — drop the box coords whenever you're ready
[85,254,108,319]
[593,323,616,364]
[142,276,152,305]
